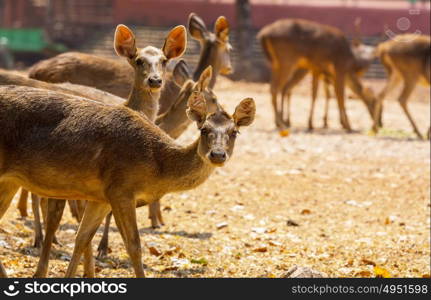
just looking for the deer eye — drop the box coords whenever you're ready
[136,58,143,66]
[231,130,239,138]
[200,127,210,135]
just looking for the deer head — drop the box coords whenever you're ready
[187,82,255,166]
[114,24,187,92]
[188,13,233,87]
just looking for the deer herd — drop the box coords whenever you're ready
[0,13,429,278]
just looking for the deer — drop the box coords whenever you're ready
[96,64,219,259]
[258,18,377,131]
[374,33,430,139]
[0,24,186,274]
[0,84,255,278]
[278,18,376,130]
[28,12,232,114]
[24,12,232,229]
[158,13,232,116]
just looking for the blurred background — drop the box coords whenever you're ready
[0,0,430,81]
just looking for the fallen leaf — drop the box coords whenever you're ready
[355,270,372,277]
[191,258,208,266]
[279,129,289,137]
[301,209,311,215]
[361,258,376,266]
[216,222,228,230]
[286,219,299,226]
[374,266,391,278]
[148,246,162,256]
[253,245,268,253]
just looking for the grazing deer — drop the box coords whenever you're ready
[28,13,232,114]
[0,85,255,278]
[258,18,377,131]
[374,34,430,139]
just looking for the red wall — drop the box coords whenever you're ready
[113,0,430,35]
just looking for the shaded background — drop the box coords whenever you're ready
[1,0,430,81]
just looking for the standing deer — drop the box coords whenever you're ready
[27,24,187,277]
[158,13,232,115]
[96,64,219,259]
[258,18,377,131]
[28,13,232,115]
[374,34,430,139]
[0,85,255,278]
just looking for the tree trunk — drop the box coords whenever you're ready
[235,0,254,81]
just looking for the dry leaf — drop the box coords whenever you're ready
[374,266,391,278]
[361,258,376,266]
[301,209,311,215]
[216,222,228,229]
[279,129,290,137]
[253,245,268,253]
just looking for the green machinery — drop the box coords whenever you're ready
[0,28,67,69]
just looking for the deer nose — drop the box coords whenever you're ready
[148,76,162,88]
[209,150,227,164]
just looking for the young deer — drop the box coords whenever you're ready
[0,85,255,278]
[374,34,430,139]
[3,24,186,253]
[96,64,219,258]
[258,18,377,131]
[28,12,232,112]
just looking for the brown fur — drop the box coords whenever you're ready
[0,85,255,278]
[258,18,377,131]
[375,34,430,139]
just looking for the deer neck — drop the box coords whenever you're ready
[124,77,160,122]
[193,44,219,89]
[158,138,215,193]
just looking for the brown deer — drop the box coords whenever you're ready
[258,18,377,131]
[28,13,232,113]
[0,85,255,278]
[374,34,430,139]
[158,13,232,115]
[96,64,219,259]
[1,24,186,264]
[279,19,375,130]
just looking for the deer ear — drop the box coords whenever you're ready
[186,91,207,126]
[163,25,187,60]
[214,16,229,41]
[188,13,208,41]
[114,24,137,59]
[172,60,191,88]
[233,98,255,127]
[197,66,212,92]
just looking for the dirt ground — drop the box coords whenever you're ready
[0,77,429,278]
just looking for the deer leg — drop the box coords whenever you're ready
[149,200,163,228]
[17,188,29,218]
[31,193,44,249]
[270,70,284,129]
[110,199,145,278]
[334,72,351,131]
[33,198,65,278]
[65,201,110,278]
[96,212,112,259]
[155,201,164,227]
[308,73,320,131]
[374,72,400,132]
[39,197,59,246]
[281,68,309,127]
[323,79,331,128]
[0,181,20,278]
[397,77,422,139]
